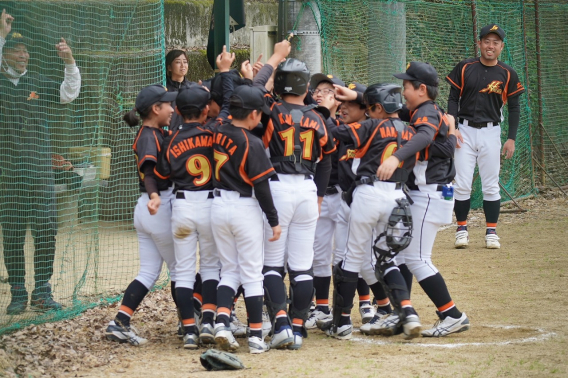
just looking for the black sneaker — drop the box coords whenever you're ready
[7,285,28,315]
[30,283,62,312]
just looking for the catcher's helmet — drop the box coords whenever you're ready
[274,58,310,96]
[364,83,403,114]
[384,198,413,253]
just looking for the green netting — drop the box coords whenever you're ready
[315,0,568,207]
[0,0,167,334]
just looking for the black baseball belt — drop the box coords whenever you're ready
[355,175,402,190]
[176,190,214,199]
[458,118,498,129]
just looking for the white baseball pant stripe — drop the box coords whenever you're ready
[263,174,318,271]
[313,188,341,277]
[454,123,502,201]
[133,189,176,290]
[212,191,264,297]
[396,187,453,282]
[172,191,220,289]
[343,182,403,285]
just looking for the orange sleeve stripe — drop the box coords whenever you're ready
[154,168,169,180]
[445,76,461,90]
[508,87,525,97]
[240,130,253,186]
[438,301,455,313]
[153,131,161,152]
[119,305,134,316]
[347,123,361,147]
[263,119,274,147]
[138,155,157,167]
[417,121,440,131]
[250,167,275,182]
[323,143,337,154]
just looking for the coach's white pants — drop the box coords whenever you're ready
[343,182,403,285]
[396,187,454,282]
[454,123,501,201]
[313,188,341,277]
[133,189,176,290]
[172,191,220,289]
[212,191,264,298]
[264,174,318,272]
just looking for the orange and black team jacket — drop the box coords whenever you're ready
[154,122,215,193]
[333,117,416,181]
[132,126,172,193]
[212,122,277,197]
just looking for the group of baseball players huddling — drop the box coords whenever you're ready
[106,23,525,354]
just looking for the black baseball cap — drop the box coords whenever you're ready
[4,31,29,49]
[479,24,506,40]
[310,73,345,90]
[135,84,177,114]
[347,82,368,105]
[230,85,271,115]
[393,62,439,87]
[177,84,210,113]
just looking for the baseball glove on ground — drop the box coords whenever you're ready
[200,349,245,371]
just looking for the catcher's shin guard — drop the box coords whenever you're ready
[327,262,358,332]
[262,266,289,335]
[374,258,411,320]
[287,265,314,337]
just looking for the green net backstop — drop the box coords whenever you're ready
[0,0,567,334]
[0,0,167,334]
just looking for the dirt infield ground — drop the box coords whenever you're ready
[1,194,567,377]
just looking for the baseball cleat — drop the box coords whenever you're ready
[324,323,353,340]
[359,303,376,324]
[230,311,247,337]
[402,314,422,340]
[305,309,333,329]
[183,333,199,350]
[214,323,240,351]
[454,230,469,249]
[105,321,148,346]
[422,312,470,337]
[199,323,215,344]
[485,234,501,249]
[269,325,294,349]
[360,310,389,335]
[287,332,303,350]
[248,336,269,354]
[374,313,401,336]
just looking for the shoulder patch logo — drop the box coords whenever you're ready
[27,91,39,100]
[479,80,503,94]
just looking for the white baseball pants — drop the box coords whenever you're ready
[454,122,502,201]
[313,188,341,277]
[171,191,220,289]
[212,191,265,298]
[133,189,176,290]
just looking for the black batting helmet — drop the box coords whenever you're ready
[364,83,403,114]
[274,58,310,96]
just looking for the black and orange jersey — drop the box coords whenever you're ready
[261,97,336,175]
[406,101,456,187]
[132,126,171,192]
[325,117,340,187]
[334,117,416,180]
[213,122,276,196]
[154,122,215,192]
[446,57,525,123]
[336,139,357,192]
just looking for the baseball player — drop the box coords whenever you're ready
[371,62,470,337]
[0,10,81,315]
[152,47,235,349]
[211,84,281,354]
[446,24,525,249]
[320,83,418,340]
[106,84,177,346]
[252,48,337,350]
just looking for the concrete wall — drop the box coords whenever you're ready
[164,0,278,81]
